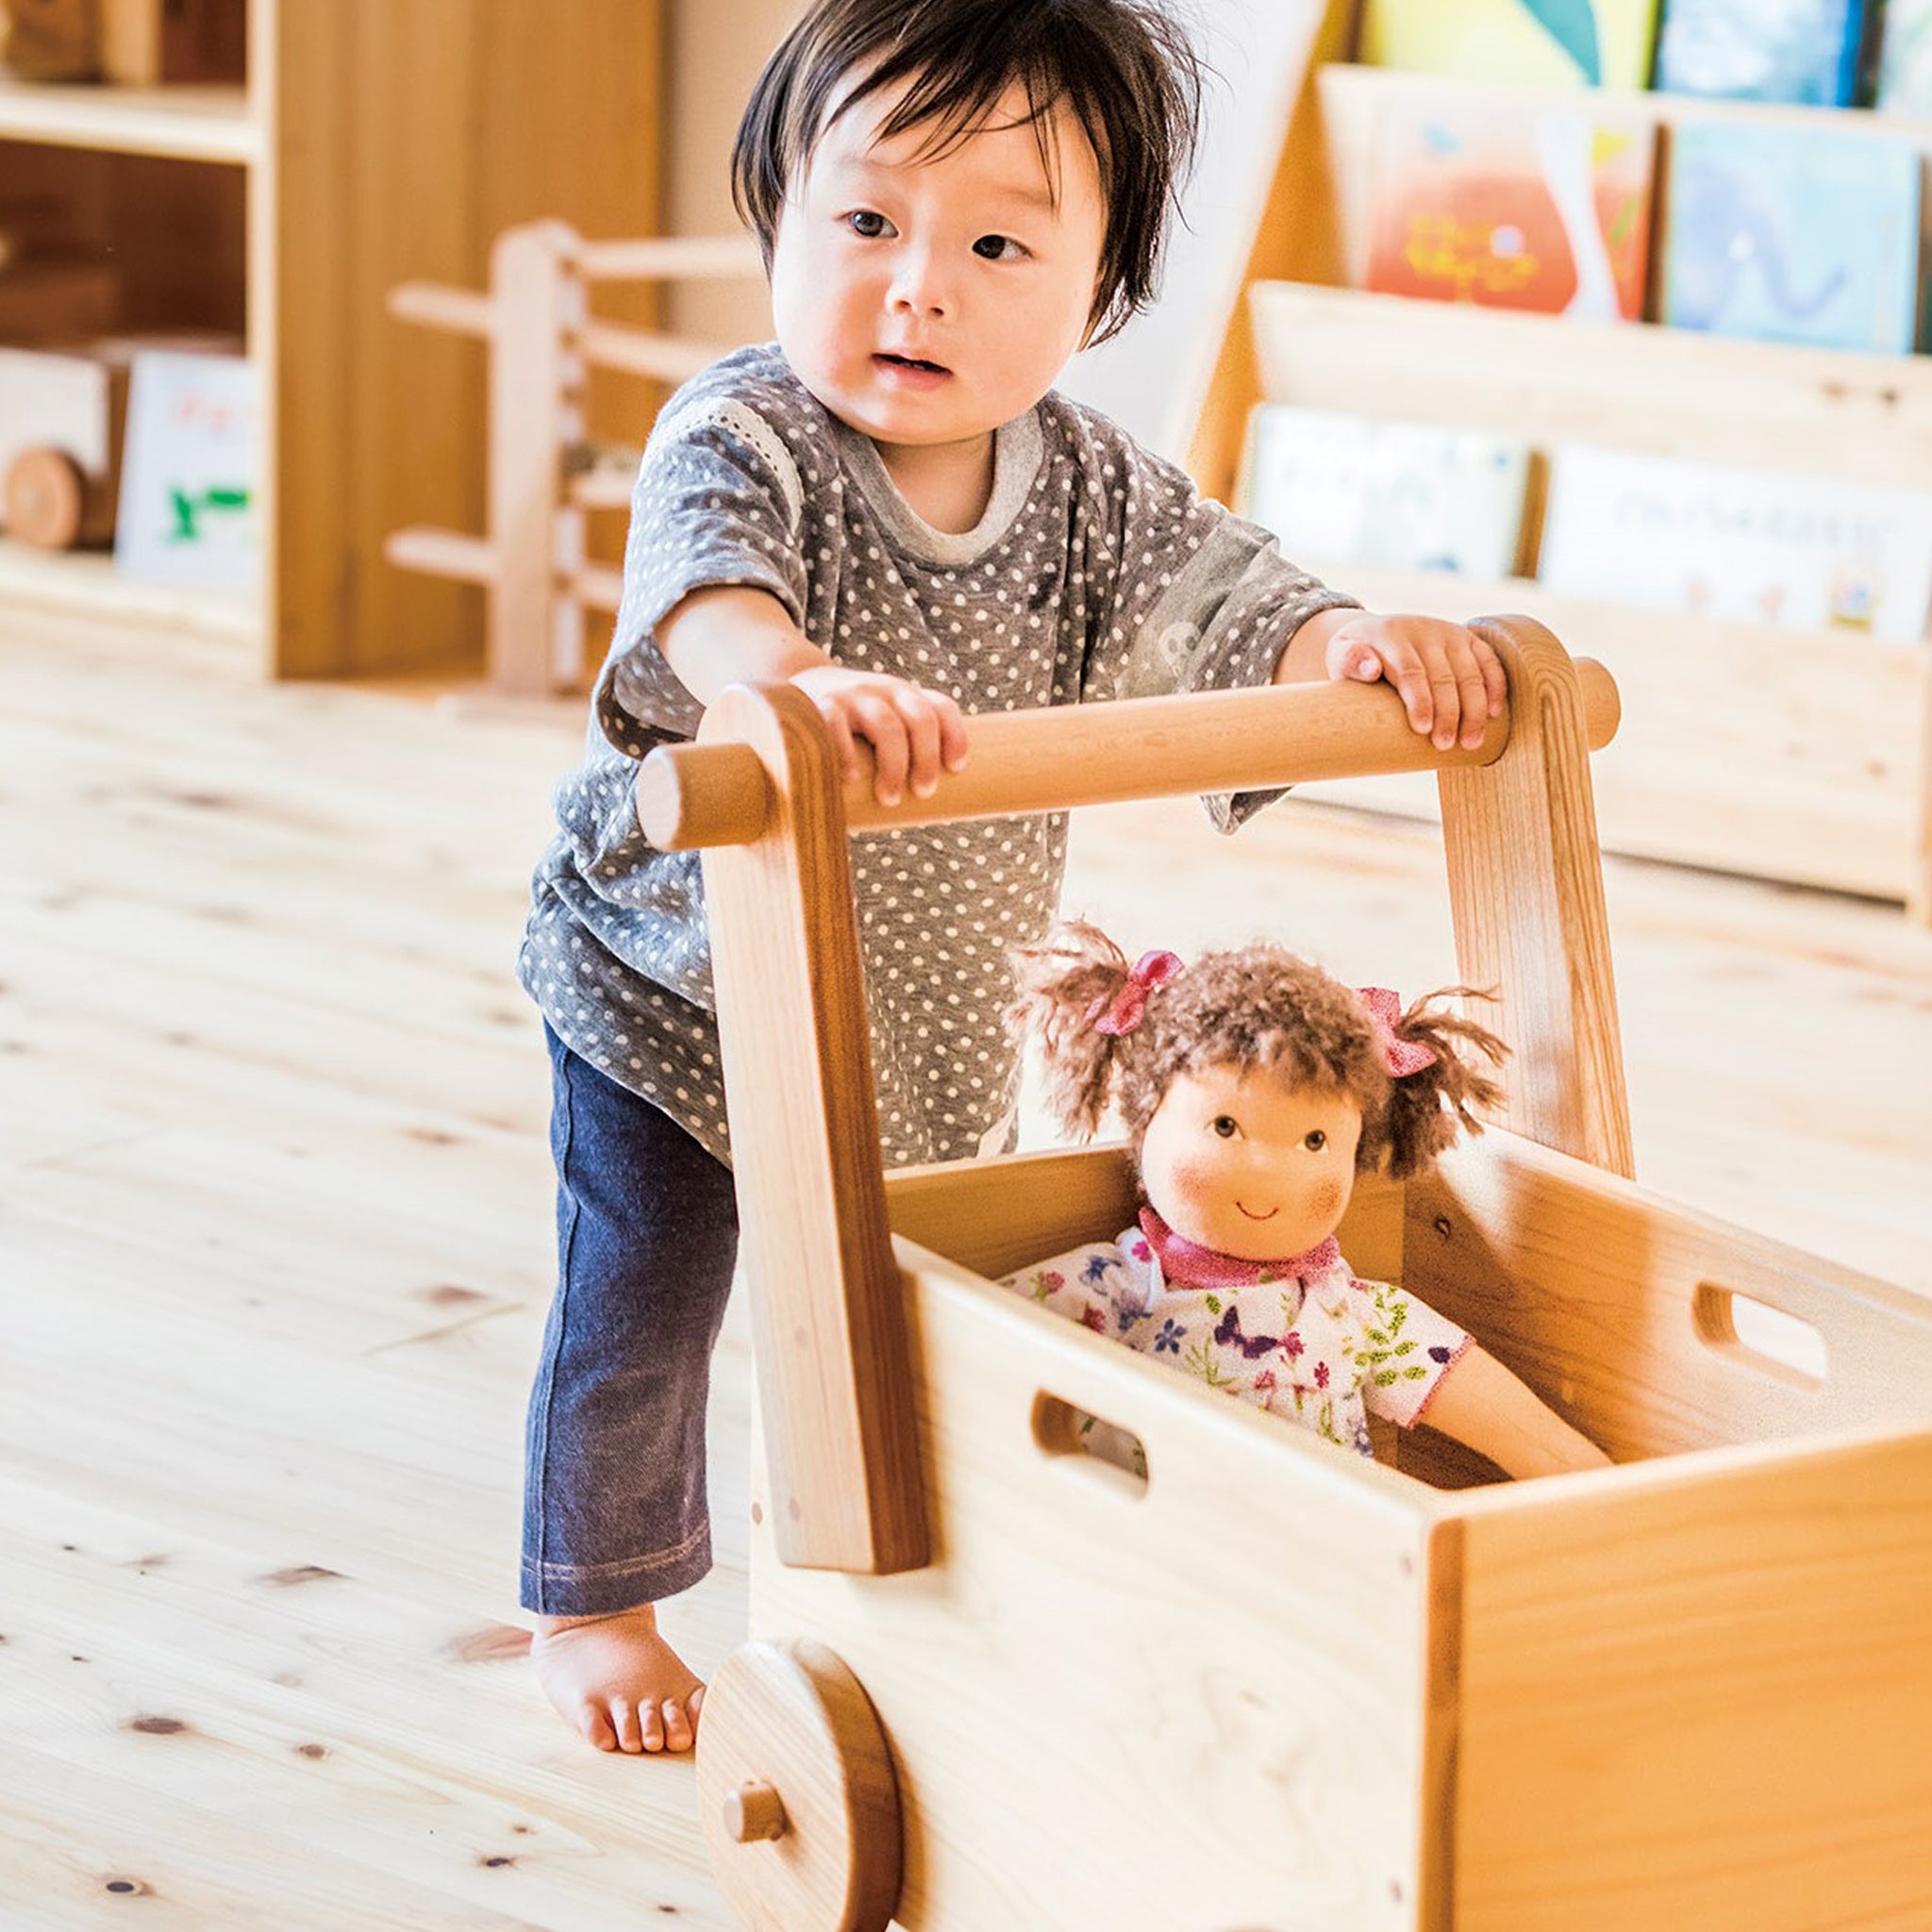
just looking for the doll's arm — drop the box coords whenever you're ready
[1420,1344,1611,1478]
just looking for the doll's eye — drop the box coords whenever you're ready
[1211,1115,1240,1139]
[1304,1129,1327,1151]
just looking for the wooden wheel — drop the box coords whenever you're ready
[5,446,108,551]
[695,1639,901,1932]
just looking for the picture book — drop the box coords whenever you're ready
[1654,0,1877,105]
[1241,406,1533,580]
[114,349,260,593]
[1539,445,1932,641]
[1365,96,1657,322]
[1359,0,1661,90]
[1660,121,1923,355]
[1876,0,1932,112]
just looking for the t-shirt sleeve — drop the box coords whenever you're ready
[1352,1275,1474,1430]
[1072,422,1359,829]
[586,391,812,763]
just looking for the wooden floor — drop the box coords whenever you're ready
[3,608,1927,1929]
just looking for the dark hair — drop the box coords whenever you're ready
[1008,920,1508,1181]
[731,0,1205,346]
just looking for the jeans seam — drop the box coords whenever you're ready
[530,1040,581,1592]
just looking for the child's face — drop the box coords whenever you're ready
[1140,1064,1364,1262]
[769,77,1107,457]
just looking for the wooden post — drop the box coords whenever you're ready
[698,684,928,1574]
[486,222,576,697]
[1438,615,1635,1177]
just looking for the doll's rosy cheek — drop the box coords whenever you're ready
[1311,1176,1347,1224]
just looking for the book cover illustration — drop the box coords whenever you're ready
[1660,121,1923,355]
[1241,406,1533,580]
[1539,444,1932,641]
[113,349,260,592]
[1876,0,1932,112]
[1366,98,1656,321]
[1360,0,1660,90]
[1654,0,1876,105]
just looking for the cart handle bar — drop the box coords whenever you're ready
[635,650,1619,851]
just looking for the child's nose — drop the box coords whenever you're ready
[889,247,951,318]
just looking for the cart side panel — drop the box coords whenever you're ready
[1451,1430,1932,1931]
[1399,1132,1932,1470]
[751,1244,1440,1932]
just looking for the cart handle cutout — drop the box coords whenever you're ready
[1693,1284,1829,1391]
[1031,1393,1150,1497]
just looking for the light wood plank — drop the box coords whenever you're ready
[698,685,928,1574]
[1450,1429,1932,1930]
[0,76,256,160]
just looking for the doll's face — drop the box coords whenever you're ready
[1139,1062,1363,1261]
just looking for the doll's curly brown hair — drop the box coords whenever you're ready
[1008,919,1507,1180]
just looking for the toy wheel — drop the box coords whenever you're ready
[5,447,100,551]
[695,1639,901,1932]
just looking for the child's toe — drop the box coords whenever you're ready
[640,1699,667,1753]
[611,1699,644,1754]
[579,1701,619,1752]
[662,1698,692,1754]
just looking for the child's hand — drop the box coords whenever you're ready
[791,663,970,807]
[1322,613,1507,753]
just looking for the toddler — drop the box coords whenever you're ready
[518,0,1506,1756]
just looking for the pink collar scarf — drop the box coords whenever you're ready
[1138,1206,1341,1291]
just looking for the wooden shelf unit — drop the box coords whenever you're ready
[1187,1,1932,918]
[0,0,666,677]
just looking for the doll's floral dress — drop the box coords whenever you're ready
[1001,1208,1471,1457]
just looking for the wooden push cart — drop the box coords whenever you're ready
[635,620,1932,1932]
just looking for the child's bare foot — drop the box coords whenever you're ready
[530,1605,705,1755]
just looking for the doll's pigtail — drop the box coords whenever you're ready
[1379,990,1508,1179]
[1006,919,1140,1140]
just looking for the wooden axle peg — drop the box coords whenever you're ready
[696,1639,901,1932]
[723,1779,789,1843]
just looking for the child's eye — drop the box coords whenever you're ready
[1211,1115,1241,1139]
[972,233,1025,261]
[1304,1129,1327,1152]
[846,209,892,239]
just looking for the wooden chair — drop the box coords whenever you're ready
[638,619,1932,1932]
[386,222,763,695]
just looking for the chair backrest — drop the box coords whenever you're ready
[637,615,1629,1575]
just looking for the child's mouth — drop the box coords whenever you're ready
[874,352,952,386]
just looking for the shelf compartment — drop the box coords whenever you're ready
[0,78,255,164]
[1281,560,1921,903]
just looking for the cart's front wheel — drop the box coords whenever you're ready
[695,1638,901,1932]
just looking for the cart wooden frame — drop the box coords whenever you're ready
[638,619,1932,1932]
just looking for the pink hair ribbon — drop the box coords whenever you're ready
[1090,949,1183,1037]
[1358,986,1439,1078]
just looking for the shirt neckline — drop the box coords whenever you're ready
[1137,1206,1342,1291]
[835,406,1045,566]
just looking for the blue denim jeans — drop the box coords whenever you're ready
[521,1023,740,1616]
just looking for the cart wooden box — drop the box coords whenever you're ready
[638,621,1932,1932]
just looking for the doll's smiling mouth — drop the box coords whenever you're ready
[1235,1201,1277,1221]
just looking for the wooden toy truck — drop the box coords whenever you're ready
[635,621,1932,1932]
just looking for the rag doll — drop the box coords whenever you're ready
[1000,920,1609,1480]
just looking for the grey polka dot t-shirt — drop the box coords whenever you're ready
[519,344,1355,1169]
